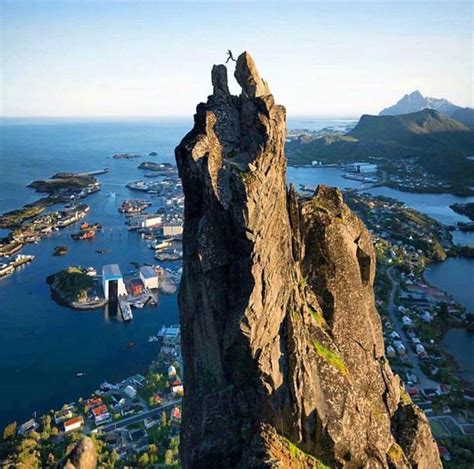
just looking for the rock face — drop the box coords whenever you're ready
[176,52,441,469]
[62,437,97,469]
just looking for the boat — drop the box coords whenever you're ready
[72,229,95,240]
[0,263,14,277]
[126,180,149,192]
[148,336,159,343]
[76,372,86,377]
[134,301,145,309]
[11,254,35,267]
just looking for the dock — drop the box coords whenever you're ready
[11,254,35,268]
[77,168,110,177]
[119,298,133,322]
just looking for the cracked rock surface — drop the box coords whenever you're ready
[175,51,441,469]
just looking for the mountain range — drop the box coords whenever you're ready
[287,107,474,183]
[380,90,474,129]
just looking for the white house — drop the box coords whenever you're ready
[139,266,159,290]
[123,385,137,400]
[402,315,413,327]
[63,416,84,433]
[102,264,127,300]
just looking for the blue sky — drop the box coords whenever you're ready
[1,0,472,117]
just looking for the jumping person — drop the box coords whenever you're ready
[226,49,236,63]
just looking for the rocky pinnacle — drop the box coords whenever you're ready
[175,52,441,468]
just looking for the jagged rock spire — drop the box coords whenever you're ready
[175,52,441,469]
[235,51,271,98]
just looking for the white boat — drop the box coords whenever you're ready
[0,263,14,277]
[134,301,145,309]
[76,372,86,377]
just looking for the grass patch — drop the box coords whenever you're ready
[312,340,348,376]
[280,436,330,469]
[399,387,412,405]
[387,443,404,461]
[306,305,325,327]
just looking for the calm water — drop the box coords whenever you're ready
[0,118,191,427]
[424,258,474,314]
[443,329,474,384]
[0,117,473,426]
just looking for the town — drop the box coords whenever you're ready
[345,192,474,464]
[1,325,183,467]
[1,161,473,467]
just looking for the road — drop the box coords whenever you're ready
[386,266,438,388]
[98,399,181,433]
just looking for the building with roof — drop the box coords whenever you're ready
[139,266,159,289]
[128,278,144,297]
[84,397,103,412]
[102,264,127,300]
[18,419,38,436]
[162,222,183,237]
[123,385,137,400]
[63,416,84,433]
[345,162,378,174]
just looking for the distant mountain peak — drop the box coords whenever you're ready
[380,90,459,118]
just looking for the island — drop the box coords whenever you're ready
[138,161,175,173]
[113,153,141,159]
[52,246,69,256]
[29,172,99,195]
[46,267,107,310]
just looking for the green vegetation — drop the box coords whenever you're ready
[46,267,95,304]
[287,109,474,184]
[29,174,95,193]
[438,437,474,469]
[306,305,325,328]
[387,442,405,462]
[0,204,47,228]
[3,422,17,441]
[279,435,330,469]
[399,387,412,405]
[312,340,348,376]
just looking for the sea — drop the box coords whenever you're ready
[0,116,473,427]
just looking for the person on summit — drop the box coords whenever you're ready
[225,49,236,63]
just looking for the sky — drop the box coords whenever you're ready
[1,0,472,118]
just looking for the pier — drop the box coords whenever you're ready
[119,298,133,322]
[77,168,109,177]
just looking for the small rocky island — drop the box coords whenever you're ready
[138,161,175,172]
[113,153,141,159]
[47,267,106,310]
[176,52,441,468]
[29,172,99,194]
[52,245,69,256]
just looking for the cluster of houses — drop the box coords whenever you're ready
[0,204,90,258]
[386,157,451,192]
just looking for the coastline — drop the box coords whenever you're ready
[421,260,474,386]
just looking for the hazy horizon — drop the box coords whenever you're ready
[1,0,473,118]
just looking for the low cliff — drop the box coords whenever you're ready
[175,52,441,469]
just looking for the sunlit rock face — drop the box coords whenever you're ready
[175,51,441,469]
